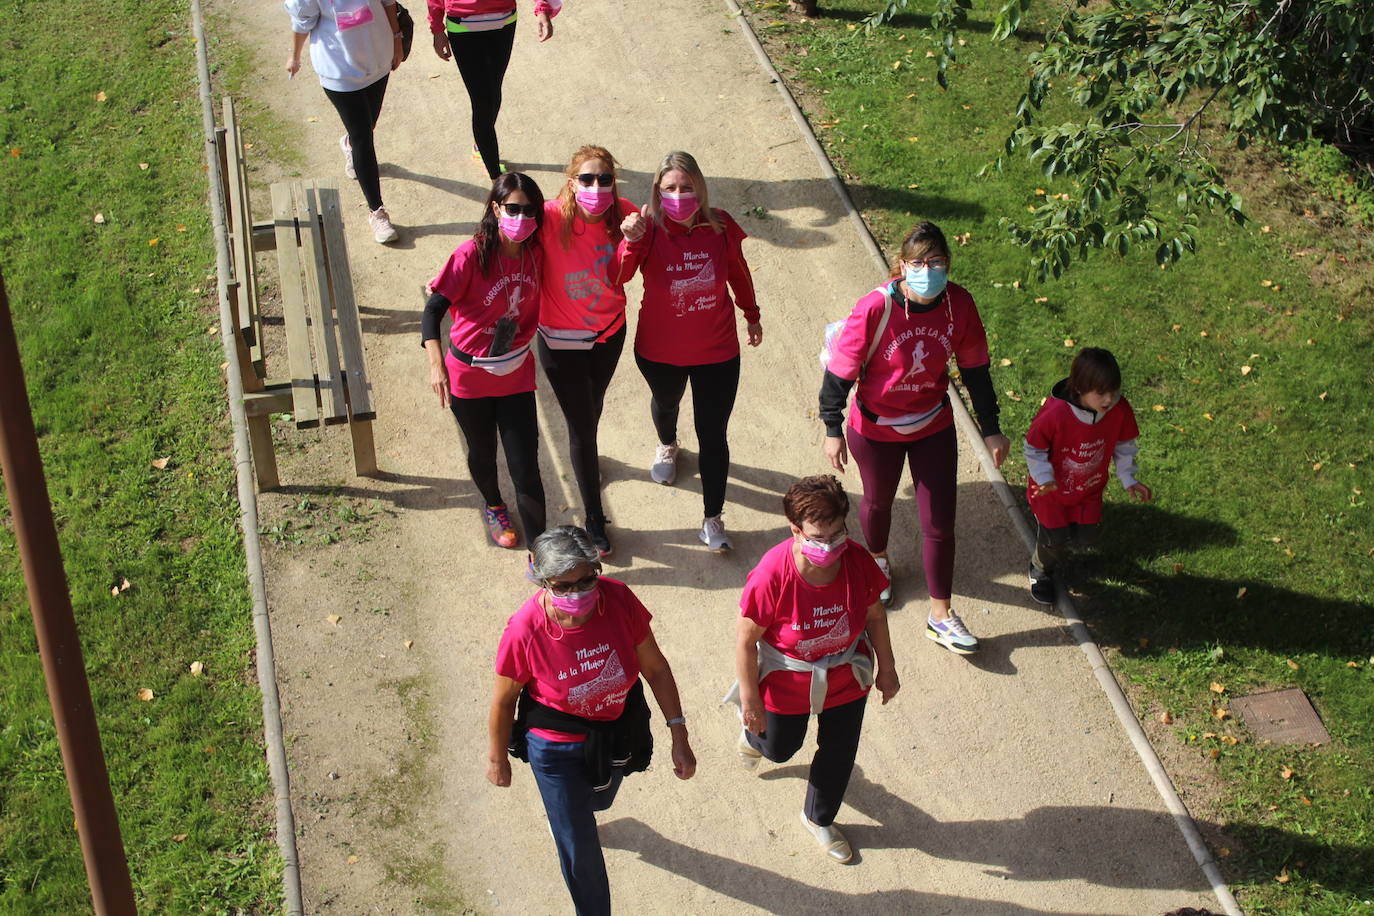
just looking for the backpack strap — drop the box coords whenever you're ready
[860,283,894,375]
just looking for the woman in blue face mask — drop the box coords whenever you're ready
[817,221,1011,656]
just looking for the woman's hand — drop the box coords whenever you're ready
[285,54,301,78]
[536,11,554,41]
[486,755,512,787]
[391,35,403,71]
[875,667,900,704]
[746,322,763,347]
[824,435,848,473]
[670,732,696,780]
[620,209,646,242]
[983,433,1010,468]
[741,695,766,735]
[432,32,452,61]
[429,361,450,407]
[1127,482,1153,502]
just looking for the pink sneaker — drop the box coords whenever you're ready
[367,207,398,244]
[483,504,518,549]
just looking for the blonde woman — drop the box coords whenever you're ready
[618,151,762,552]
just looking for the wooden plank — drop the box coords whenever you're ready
[220,98,259,354]
[251,222,277,252]
[242,387,293,418]
[246,414,279,490]
[270,181,320,429]
[316,184,375,422]
[298,183,348,425]
[349,419,378,477]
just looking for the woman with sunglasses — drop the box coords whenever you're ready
[488,525,696,915]
[729,475,898,864]
[422,172,547,547]
[618,151,762,553]
[427,0,560,181]
[536,146,636,558]
[818,221,1010,655]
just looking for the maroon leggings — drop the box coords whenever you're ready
[845,423,957,600]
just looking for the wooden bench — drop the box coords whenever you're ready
[215,97,377,490]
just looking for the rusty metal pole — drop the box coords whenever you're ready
[0,271,138,914]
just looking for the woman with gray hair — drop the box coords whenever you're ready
[617,151,762,553]
[487,525,696,915]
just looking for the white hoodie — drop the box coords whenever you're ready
[286,0,396,93]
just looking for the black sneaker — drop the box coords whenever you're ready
[586,516,613,559]
[1029,564,1055,605]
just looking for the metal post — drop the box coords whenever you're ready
[0,271,138,914]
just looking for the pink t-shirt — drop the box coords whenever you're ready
[537,197,634,343]
[1026,394,1141,507]
[740,539,887,715]
[618,210,760,366]
[828,281,990,442]
[428,238,540,399]
[495,577,651,742]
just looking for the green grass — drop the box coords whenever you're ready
[742,1,1373,912]
[0,1,281,911]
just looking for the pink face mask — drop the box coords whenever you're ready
[575,186,614,216]
[549,585,599,617]
[499,214,536,243]
[660,191,699,223]
[799,534,848,568]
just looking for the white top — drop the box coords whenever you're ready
[286,0,396,92]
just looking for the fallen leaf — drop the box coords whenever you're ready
[998,358,1013,367]
[306,116,319,122]
[172,834,188,842]
[1064,338,1076,347]
[1138,637,1149,649]
[1221,735,1239,745]
[176,224,187,232]
[1317,391,1328,401]
[1241,365,1253,375]
[1284,548,1296,557]
[1172,563,1184,574]
[1281,765,1294,779]
[8,148,18,157]
[1287,659,1300,670]
[1209,748,1220,759]
[961,104,971,110]
[1200,330,1209,337]
[148,238,160,247]
[1012,280,1022,289]
[1261,225,1271,233]
[1219,847,1231,857]
[1236,586,1248,599]
[95,90,107,102]
[1210,682,1226,694]
[93,213,106,224]
[1032,295,1049,304]
[347,855,360,865]
[136,688,154,702]
[1203,413,1214,421]
[1300,796,1312,806]
[1034,188,1046,196]
[1158,710,1172,724]
[1170,324,1182,332]
[326,614,342,626]
[403,640,414,650]
[189,661,204,676]
[1312,462,1323,471]
[1153,404,1166,412]
[151,457,170,470]
[1348,661,1361,668]
[138,162,149,170]
[1261,279,1273,287]
[906,136,920,143]
[1276,869,1290,884]
[1213,707,1230,720]
[1202,731,1218,739]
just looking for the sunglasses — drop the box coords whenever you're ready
[498,202,539,218]
[544,572,599,596]
[576,172,615,187]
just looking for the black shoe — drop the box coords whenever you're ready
[586,516,613,559]
[1029,565,1055,605]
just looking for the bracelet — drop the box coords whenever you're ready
[393,31,403,38]
[665,716,686,727]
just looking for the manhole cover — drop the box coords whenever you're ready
[1232,688,1329,745]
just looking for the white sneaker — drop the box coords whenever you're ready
[873,554,893,607]
[650,440,679,485]
[339,135,355,180]
[926,611,980,655]
[699,515,732,553]
[368,207,398,244]
[800,811,853,864]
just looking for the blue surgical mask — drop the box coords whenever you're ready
[904,265,948,300]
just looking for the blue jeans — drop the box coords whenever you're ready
[527,734,624,916]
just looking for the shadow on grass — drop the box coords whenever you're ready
[761,3,1047,43]
[1051,500,1373,659]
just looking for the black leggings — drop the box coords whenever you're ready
[634,353,740,519]
[449,390,546,540]
[537,326,626,523]
[323,73,388,211]
[743,695,868,827]
[446,24,516,180]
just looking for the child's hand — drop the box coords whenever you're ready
[1127,482,1152,502]
[1029,480,1057,496]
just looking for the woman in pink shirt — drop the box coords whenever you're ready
[618,151,763,553]
[422,172,546,547]
[488,525,696,916]
[731,475,899,864]
[818,221,1011,655]
[536,145,635,558]
[426,0,560,180]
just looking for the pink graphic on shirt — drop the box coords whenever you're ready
[564,648,628,716]
[793,609,852,658]
[1059,438,1107,493]
[898,339,930,384]
[669,258,717,317]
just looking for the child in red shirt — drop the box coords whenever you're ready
[1024,347,1152,604]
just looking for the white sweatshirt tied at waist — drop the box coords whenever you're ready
[723,634,875,716]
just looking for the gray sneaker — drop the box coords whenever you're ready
[368,207,398,244]
[650,440,679,485]
[925,612,980,655]
[874,554,893,607]
[700,514,732,552]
